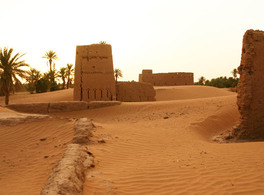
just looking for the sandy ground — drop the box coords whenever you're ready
[0,89,74,106]
[0,86,264,195]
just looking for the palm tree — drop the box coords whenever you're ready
[25,68,41,93]
[0,47,29,105]
[66,63,74,89]
[59,67,66,89]
[232,68,238,79]
[114,68,123,84]
[99,41,107,44]
[42,50,58,83]
[198,76,206,85]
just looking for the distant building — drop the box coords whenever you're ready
[74,44,116,101]
[139,69,194,86]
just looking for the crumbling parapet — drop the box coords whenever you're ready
[233,29,264,140]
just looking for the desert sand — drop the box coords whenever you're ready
[1,86,264,195]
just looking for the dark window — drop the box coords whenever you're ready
[101,89,103,98]
[88,89,90,99]
[94,89,96,99]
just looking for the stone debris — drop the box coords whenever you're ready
[72,118,94,144]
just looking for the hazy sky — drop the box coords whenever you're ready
[0,0,263,82]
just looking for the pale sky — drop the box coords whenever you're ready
[0,0,263,82]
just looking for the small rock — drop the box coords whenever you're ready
[98,139,106,143]
[44,156,49,159]
[40,138,47,141]
[87,151,93,156]
[163,116,169,119]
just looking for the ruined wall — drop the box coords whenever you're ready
[41,118,94,195]
[116,82,156,102]
[234,29,264,140]
[139,70,194,86]
[74,44,116,102]
[7,101,121,114]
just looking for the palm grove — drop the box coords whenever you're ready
[196,68,239,88]
[0,47,74,105]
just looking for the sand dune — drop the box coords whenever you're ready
[155,85,235,101]
[1,86,264,194]
[0,119,74,195]
[0,88,74,106]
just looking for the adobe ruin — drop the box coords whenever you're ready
[74,44,156,103]
[233,29,264,140]
[139,69,194,86]
[116,82,156,102]
[74,44,116,102]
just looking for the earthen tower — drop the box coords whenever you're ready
[74,44,116,102]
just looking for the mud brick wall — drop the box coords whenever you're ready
[234,29,264,139]
[139,69,193,86]
[74,44,116,102]
[116,82,156,102]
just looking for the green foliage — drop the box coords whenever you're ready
[197,76,206,85]
[25,83,36,94]
[42,50,58,83]
[36,78,50,93]
[114,68,123,83]
[99,41,107,44]
[50,81,59,91]
[0,47,29,105]
[205,76,239,88]
[42,50,58,72]
[195,76,239,88]
[25,68,41,93]
[232,68,238,79]
[66,63,74,89]
[196,68,239,89]
[59,67,66,89]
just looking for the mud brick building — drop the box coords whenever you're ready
[139,69,193,86]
